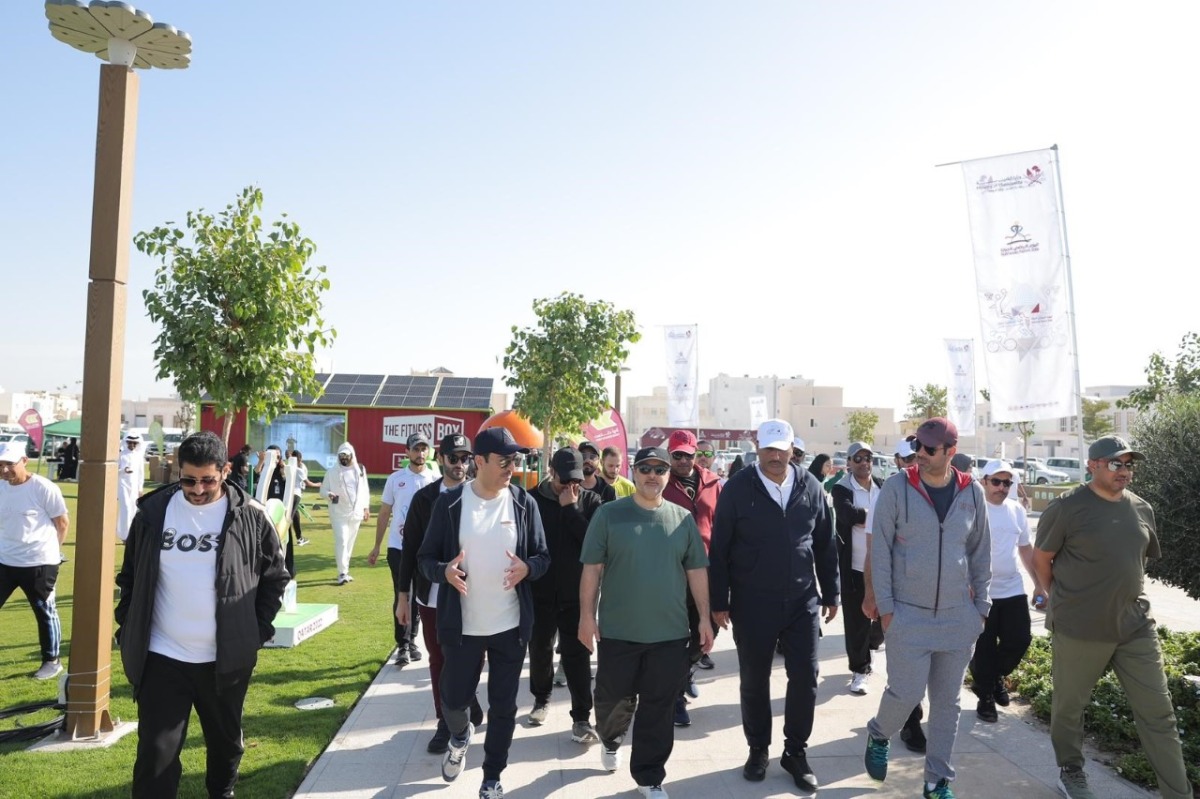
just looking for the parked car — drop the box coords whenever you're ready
[1012,458,1070,484]
[872,453,897,481]
[0,432,38,459]
[1045,457,1083,483]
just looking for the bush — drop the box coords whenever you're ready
[1131,393,1200,600]
[1009,629,1200,792]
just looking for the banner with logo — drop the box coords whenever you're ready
[664,325,699,427]
[18,408,44,452]
[961,149,1076,422]
[748,396,768,431]
[580,407,628,475]
[945,339,976,437]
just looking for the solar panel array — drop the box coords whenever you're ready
[307,374,493,409]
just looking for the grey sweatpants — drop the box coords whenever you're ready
[867,601,983,784]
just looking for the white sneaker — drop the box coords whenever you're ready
[637,785,668,798]
[600,745,620,772]
[345,573,354,582]
[849,672,869,695]
[337,574,349,585]
[34,660,63,680]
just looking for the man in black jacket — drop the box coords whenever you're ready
[115,431,289,799]
[526,447,604,741]
[398,433,483,754]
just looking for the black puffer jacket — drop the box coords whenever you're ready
[115,480,290,696]
[531,480,603,602]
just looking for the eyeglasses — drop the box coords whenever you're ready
[179,475,222,488]
[636,465,669,475]
[987,477,1013,488]
[696,449,715,458]
[1105,460,1136,472]
[443,453,472,465]
[671,452,694,461]
[493,453,525,469]
[851,454,872,464]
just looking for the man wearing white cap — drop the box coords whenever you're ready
[1,440,70,680]
[118,432,147,543]
[710,419,839,794]
[320,441,371,585]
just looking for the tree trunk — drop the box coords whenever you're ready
[221,409,234,450]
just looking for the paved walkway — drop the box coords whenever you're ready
[294,515,1197,798]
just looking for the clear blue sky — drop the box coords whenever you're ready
[5,1,1197,416]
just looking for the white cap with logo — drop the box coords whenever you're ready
[757,419,794,451]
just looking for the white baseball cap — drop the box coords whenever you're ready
[792,436,806,451]
[981,459,1015,478]
[895,440,916,458]
[0,440,28,464]
[757,419,794,451]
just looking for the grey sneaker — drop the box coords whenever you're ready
[553,662,567,686]
[479,779,503,798]
[441,722,473,782]
[34,660,62,680]
[571,721,599,744]
[637,785,668,798]
[1057,766,1097,799]
[528,701,549,726]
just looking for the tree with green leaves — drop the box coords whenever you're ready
[135,186,336,446]
[503,293,639,464]
[845,409,879,444]
[1119,332,1200,412]
[907,383,948,421]
[1081,397,1114,441]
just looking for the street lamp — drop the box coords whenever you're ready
[44,0,190,741]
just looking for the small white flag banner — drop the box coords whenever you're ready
[945,338,976,437]
[748,396,768,430]
[961,149,1076,423]
[664,324,699,427]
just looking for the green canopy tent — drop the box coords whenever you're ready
[43,418,82,438]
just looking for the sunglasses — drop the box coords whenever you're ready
[561,478,583,486]
[1105,460,1136,472]
[443,453,472,465]
[179,475,222,488]
[899,454,916,464]
[493,454,525,469]
[696,449,715,458]
[636,465,669,475]
[987,477,1013,488]
[907,439,944,456]
[791,450,805,459]
[850,454,872,464]
[671,452,694,461]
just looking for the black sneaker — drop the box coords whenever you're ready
[781,749,818,794]
[427,720,451,754]
[900,720,926,753]
[976,695,998,723]
[993,677,1011,707]
[672,695,691,727]
[696,653,715,670]
[408,643,423,662]
[742,747,769,781]
[394,648,410,667]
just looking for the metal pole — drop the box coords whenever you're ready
[1050,145,1087,464]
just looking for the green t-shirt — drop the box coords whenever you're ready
[580,497,708,643]
[1035,485,1161,642]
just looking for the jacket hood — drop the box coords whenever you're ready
[903,464,975,493]
[336,442,357,462]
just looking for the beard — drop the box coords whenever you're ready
[582,463,596,477]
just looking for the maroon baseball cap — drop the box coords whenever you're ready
[912,417,958,448]
[667,430,698,455]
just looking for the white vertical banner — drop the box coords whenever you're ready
[664,324,699,427]
[961,149,1075,422]
[748,396,768,430]
[945,338,976,437]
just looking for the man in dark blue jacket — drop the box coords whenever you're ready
[709,419,840,795]
[417,426,550,798]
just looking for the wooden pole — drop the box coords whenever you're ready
[66,63,139,739]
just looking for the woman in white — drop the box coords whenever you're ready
[319,442,371,585]
[117,433,146,542]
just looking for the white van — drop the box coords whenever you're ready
[1045,457,1083,483]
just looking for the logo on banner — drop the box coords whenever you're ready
[1025,165,1044,185]
[382,415,464,445]
[1000,223,1039,257]
[975,165,1047,195]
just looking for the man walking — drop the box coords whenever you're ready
[970,459,1041,723]
[1033,436,1192,799]
[709,419,839,794]
[417,427,550,799]
[371,433,436,666]
[599,445,636,498]
[228,444,252,491]
[117,432,147,543]
[0,440,70,680]
[320,442,371,585]
[526,447,604,741]
[864,417,990,799]
[579,446,712,799]
[398,433,483,754]
[115,431,289,798]
[578,440,616,503]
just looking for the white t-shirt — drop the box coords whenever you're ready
[848,476,880,572]
[0,474,67,567]
[293,463,308,498]
[381,466,436,550]
[755,462,796,511]
[149,491,228,663]
[458,482,519,636]
[985,497,1032,599]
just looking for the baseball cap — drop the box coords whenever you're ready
[792,437,806,452]
[633,446,670,466]
[475,427,529,457]
[406,432,431,449]
[0,440,27,464]
[439,433,471,456]
[577,439,600,456]
[551,447,585,481]
[757,419,794,451]
[1088,435,1144,461]
[950,453,974,473]
[846,442,872,459]
[667,430,697,455]
[913,417,958,448]
[982,459,1015,478]
[895,440,916,458]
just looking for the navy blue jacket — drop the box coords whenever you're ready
[709,462,840,613]
[417,481,550,645]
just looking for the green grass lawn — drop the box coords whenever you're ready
[1,471,399,798]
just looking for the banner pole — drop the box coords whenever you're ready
[1049,146,1086,463]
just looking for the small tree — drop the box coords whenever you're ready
[845,409,878,444]
[907,383,948,421]
[503,293,639,464]
[1081,397,1114,441]
[1120,332,1200,411]
[135,186,336,447]
[1131,393,1200,600]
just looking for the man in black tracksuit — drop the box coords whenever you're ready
[115,431,289,799]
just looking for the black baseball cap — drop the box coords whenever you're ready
[439,433,471,456]
[578,440,600,456]
[551,448,584,481]
[406,432,431,449]
[633,446,670,466]
[475,427,529,457]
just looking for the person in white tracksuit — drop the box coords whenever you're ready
[320,442,371,585]
[117,433,146,542]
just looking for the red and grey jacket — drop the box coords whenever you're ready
[663,466,722,551]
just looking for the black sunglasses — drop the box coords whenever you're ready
[850,454,872,464]
[636,465,669,475]
[907,439,944,456]
[443,453,472,465]
[987,477,1013,488]
[671,452,694,460]
[179,475,222,487]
